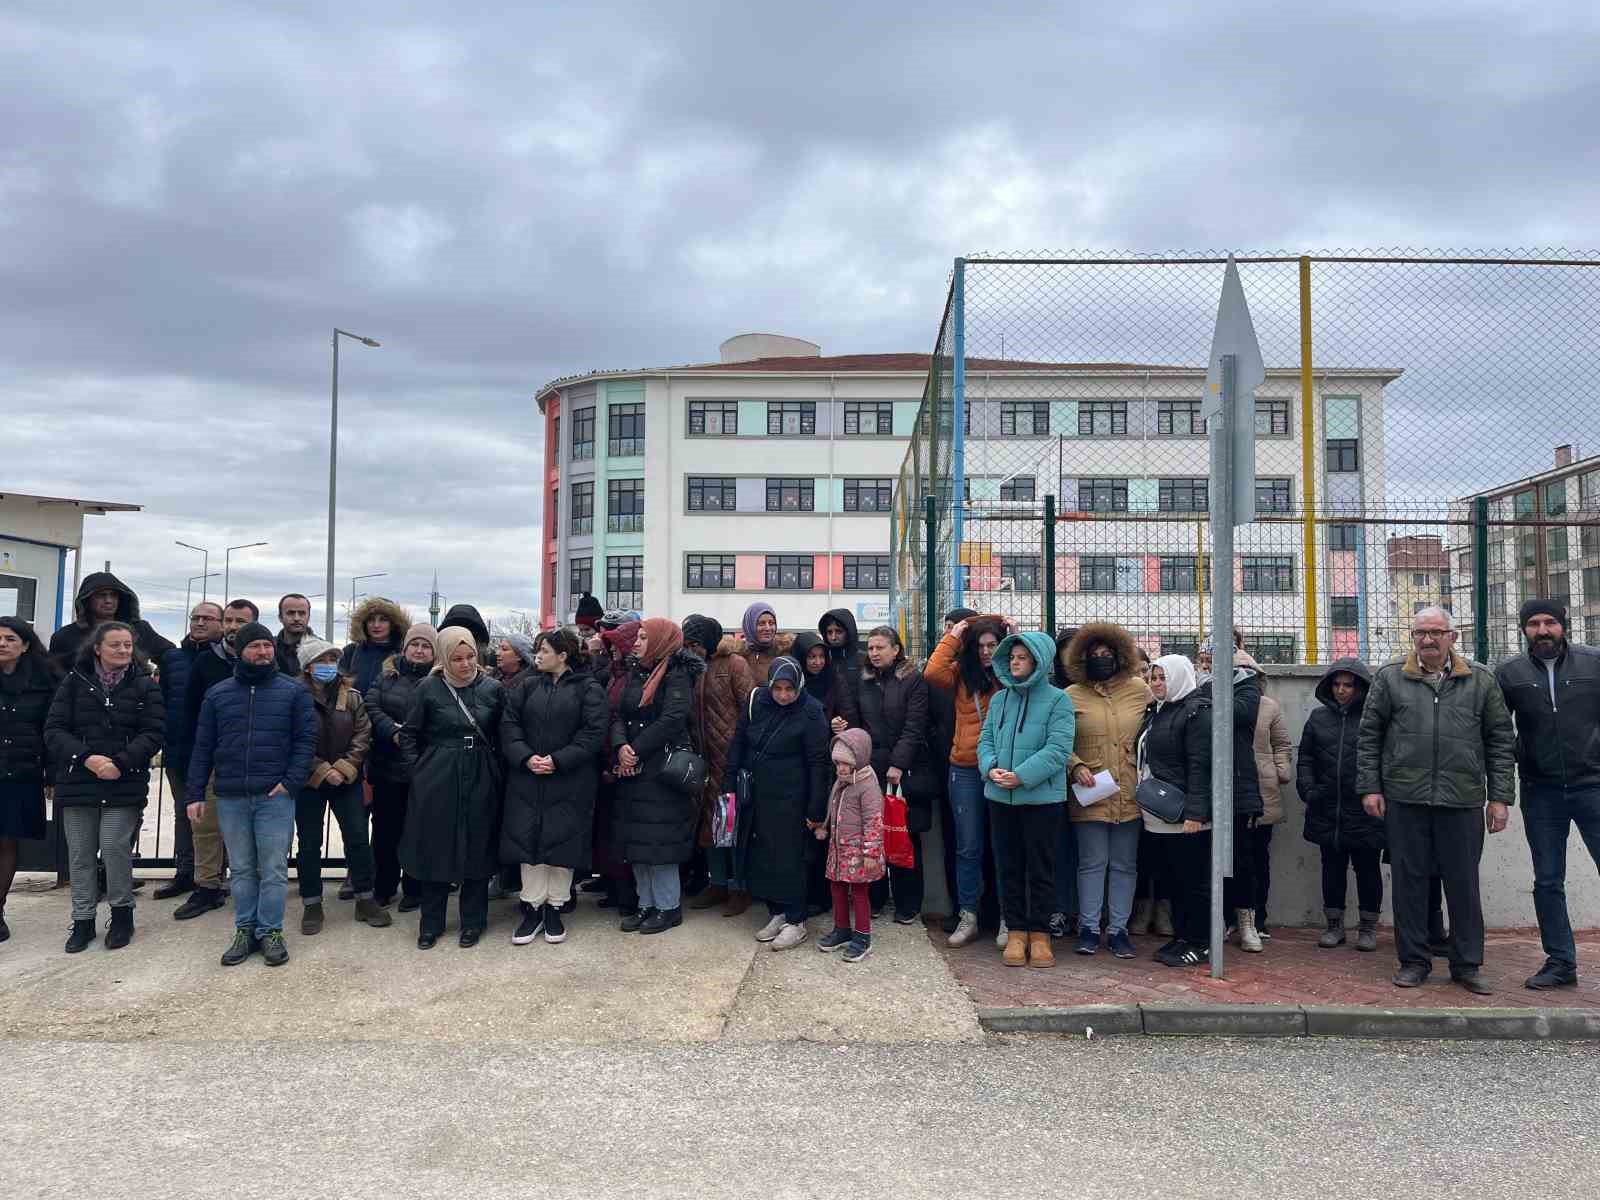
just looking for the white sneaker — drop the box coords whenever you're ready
[947,910,979,948]
[994,920,1009,951]
[771,922,809,951]
[755,913,787,943]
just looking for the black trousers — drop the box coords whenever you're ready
[1222,817,1257,913]
[1387,802,1485,973]
[1320,845,1383,914]
[1159,829,1213,946]
[1249,824,1274,926]
[987,801,1063,933]
[419,877,490,937]
[369,778,420,902]
[869,833,924,917]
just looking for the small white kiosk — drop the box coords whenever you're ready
[0,492,142,636]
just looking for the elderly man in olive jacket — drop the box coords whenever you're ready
[1357,606,1515,995]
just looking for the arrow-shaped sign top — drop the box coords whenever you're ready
[1199,257,1266,420]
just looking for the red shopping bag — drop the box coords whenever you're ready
[883,782,914,870]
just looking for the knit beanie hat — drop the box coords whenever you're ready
[575,592,605,626]
[682,614,724,652]
[404,622,438,650]
[297,636,338,670]
[503,632,537,668]
[235,622,276,656]
[1519,597,1567,630]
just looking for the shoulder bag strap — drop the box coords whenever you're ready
[446,678,491,746]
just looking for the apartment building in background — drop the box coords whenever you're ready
[1451,444,1600,662]
[534,334,1398,663]
[1382,534,1452,657]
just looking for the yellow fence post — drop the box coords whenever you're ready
[1299,256,1320,663]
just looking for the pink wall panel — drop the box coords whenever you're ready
[1143,555,1161,592]
[968,563,1003,592]
[1233,558,1244,591]
[734,555,765,591]
[814,554,844,591]
[1056,554,1078,594]
[1332,629,1360,658]
[1329,550,1359,594]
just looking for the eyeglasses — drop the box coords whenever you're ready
[1411,630,1454,641]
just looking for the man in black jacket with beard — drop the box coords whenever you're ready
[1496,598,1600,990]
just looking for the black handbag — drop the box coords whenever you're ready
[900,768,937,832]
[659,745,708,796]
[1136,776,1188,825]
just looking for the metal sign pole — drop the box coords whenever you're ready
[1209,353,1237,979]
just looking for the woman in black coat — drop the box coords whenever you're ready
[1136,654,1212,969]
[857,626,930,923]
[43,622,164,953]
[611,617,703,935]
[0,617,59,942]
[501,628,609,946]
[364,622,436,910]
[1297,657,1384,950]
[399,627,505,950]
[725,656,830,951]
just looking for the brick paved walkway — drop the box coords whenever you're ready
[931,925,1600,1010]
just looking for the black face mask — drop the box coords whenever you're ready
[235,657,278,685]
[1085,655,1117,682]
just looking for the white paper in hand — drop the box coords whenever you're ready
[1072,769,1120,807]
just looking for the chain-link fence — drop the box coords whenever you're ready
[891,252,1600,664]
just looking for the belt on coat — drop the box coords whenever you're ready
[424,735,481,750]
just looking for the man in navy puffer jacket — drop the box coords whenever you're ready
[187,623,317,967]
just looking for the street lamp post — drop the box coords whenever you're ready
[326,328,381,643]
[185,572,220,620]
[223,541,269,602]
[176,541,211,602]
[348,572,388,642]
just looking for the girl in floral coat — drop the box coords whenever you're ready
[817,728,884,963]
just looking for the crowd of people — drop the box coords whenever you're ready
[1,571,1596,996]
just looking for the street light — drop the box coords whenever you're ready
[176,541,211,602]
[325,327,382,641]
[185,572,221,621]
[223,541,269,601]
[348,572,388,641]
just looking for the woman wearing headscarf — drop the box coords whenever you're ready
[44,621,165,953]
[1059,623,1152,960]
[978,632,1075,968]
[591,620,641,914]
[0,617,59,943]
[857,626,930,924]
[493,634,536,687]
[724,656,831,950]
[399,627,506,949]
[501,628,609,946]
[1136,654,1214,968]
[611,617,703,934]
[365,622,435,911]
[682,615,756,917]
[789,631,860,727]
[736,602,791,682]
[923,614,1008,947]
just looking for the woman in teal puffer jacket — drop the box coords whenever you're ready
[977,631,1075,968]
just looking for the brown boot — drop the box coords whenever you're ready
[1027,931,1055,968]
[1003,930,1028,967]
[721,889,751,917]
[690,885,729,910]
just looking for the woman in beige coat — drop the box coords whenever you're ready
[1059,623,1152,960]
[1246,673,1293,946]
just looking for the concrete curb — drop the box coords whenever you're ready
[977,1003,1600,1041]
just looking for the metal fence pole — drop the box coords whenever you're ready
[1298,256,1321,663]
[1474,496,1490,660]
[1043,494,1057,634]
[1209,354,1238,980]
[951,257,967,608]
[925,495,938,656]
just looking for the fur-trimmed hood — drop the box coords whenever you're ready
[860,656,918,683]
[1059,622,1141,686]
[713,633,742,661]
[347,596,412,648]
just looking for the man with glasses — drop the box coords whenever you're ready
[1357,607,1515,994]
[154,602,224,899]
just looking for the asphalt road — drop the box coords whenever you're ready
[7,1036,1596,1199]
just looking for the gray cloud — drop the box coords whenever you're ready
[4,1,1598,637]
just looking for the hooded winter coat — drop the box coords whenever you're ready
[690,635,756,847]
[302,673,372,790]
[611,649,704,865]
[0,652,59,787]
[1059,623,1152,825]
[1138,672,1213,825]
[819,608,865,718]
[365,654,431,785]
[47,572,174,669]
[399,670,505,881]
[725,676,831,903]
[500,666,609,870]
[1252,689,1294,826]
[45,664,165,807]
[923,615,1007,767]
[977,632,1075,806]
[824,728,885,885]
[1357,648,1516,809]
[1196,650,1265,817]
[439,604,491,658]
[339,597,413,694]
[1298,658,1383,851]
[790,631,859,725]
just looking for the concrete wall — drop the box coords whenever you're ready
[1260,665,1600,930]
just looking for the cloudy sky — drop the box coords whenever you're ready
[5,1,1597,640]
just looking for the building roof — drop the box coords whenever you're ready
[1,492,142,515]
[1453,449,1600,503]
[1387,535,1449,571]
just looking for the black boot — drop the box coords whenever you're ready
[1356,911,1380,953]
[64,918,96,954]
[0,908,9,943]
[105,906,134,950]
[153,874,195,900]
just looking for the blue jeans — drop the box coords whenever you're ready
[1522,782,1600,969]
[633,863,682,912]
[948,766,988,913]
[216,791,295,935]
[1076,819,1141,935]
